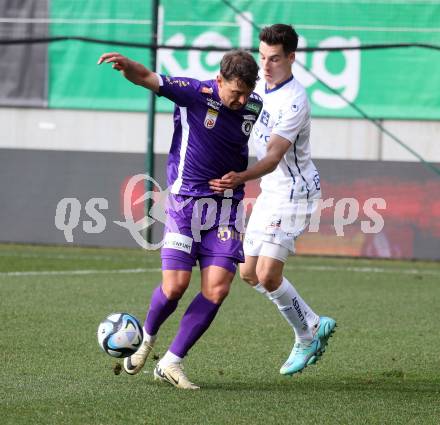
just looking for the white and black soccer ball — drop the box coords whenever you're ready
[97,313,144,358]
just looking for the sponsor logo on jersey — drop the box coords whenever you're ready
[265,218,282,236]
[313,173,321,191]
[163,232,193,254]
[204,108,218,129]
[165,77,189,87]
[241,120,253,136]
[245,101,262,114]
[206,98,222,110]
[243,114,256,121]
[260,110,270,126]
[200,86,213,95]
[268,218,281,228]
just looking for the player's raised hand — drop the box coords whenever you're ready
[97,52,129,69]
[97,52,159,92]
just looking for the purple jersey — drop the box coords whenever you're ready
[157,75,263,200]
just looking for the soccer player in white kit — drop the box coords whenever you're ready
[210,24,336,376]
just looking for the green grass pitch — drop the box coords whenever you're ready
[1,243,439,424]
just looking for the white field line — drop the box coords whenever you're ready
[1,265,439,278]
[285,265,440,277]
[0,268,159,277]
[0,251,158,263]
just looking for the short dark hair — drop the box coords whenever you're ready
[220,49,259,90]
[259,24,299,55]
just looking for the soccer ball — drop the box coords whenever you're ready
[97,313,144,358]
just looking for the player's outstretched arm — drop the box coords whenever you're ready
[97,52,160,93]
[209,134,291,193]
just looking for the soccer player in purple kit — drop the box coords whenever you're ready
[98,50,262,389]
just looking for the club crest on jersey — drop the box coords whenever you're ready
[217,226,243,242]
[241,120,253,136]
[204,108,218,129]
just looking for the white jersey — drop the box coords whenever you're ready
[251,76,321,200]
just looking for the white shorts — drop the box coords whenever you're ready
[244,240,290,262]
[244,192,320,260]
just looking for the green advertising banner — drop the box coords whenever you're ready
[49,0,440,119]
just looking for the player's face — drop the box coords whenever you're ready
[259,41,295,89]
[216,76,253,110]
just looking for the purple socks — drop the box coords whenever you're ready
[144,285,178,336]
[144,287,222,360]
[169,292,220,358]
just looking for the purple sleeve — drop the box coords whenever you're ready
[158,75,201,107]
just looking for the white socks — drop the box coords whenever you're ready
[143,330,157,345]
[158,350,183,369]
[253,282,270,297]
[254,277,319,343]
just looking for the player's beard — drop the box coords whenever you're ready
[229,102,243,110]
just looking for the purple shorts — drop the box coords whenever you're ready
[161,194,245,273]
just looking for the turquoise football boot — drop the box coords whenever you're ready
[307,316,336,366]
[280,337,321,376]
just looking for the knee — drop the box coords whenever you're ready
[162,280,190,300]
[239,265,258,286]
[203,284,231,304]
[256,269,282,292]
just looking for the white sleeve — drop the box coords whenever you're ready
[271,99,309,144]
[155,73,164,86]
